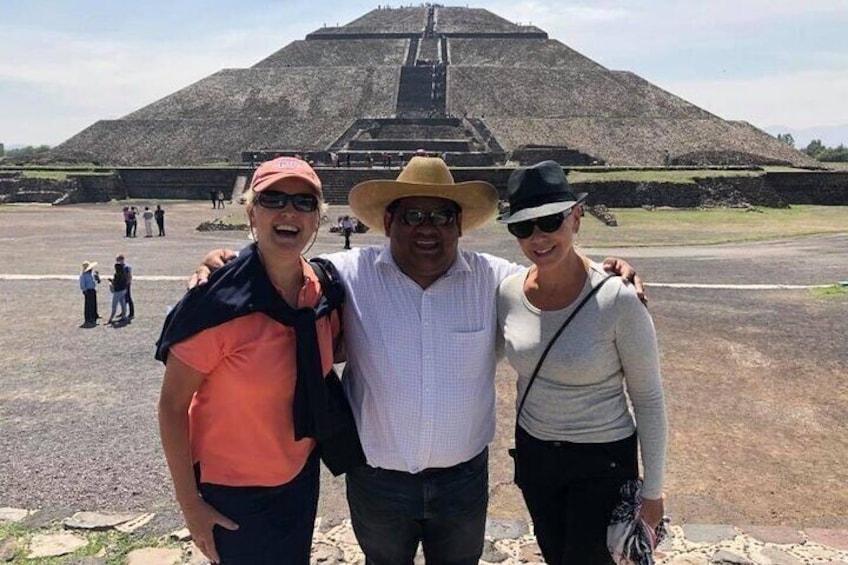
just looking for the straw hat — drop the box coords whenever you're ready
[81,261,98,272]
[349,157,498,231]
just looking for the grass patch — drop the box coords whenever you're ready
[569,169,763,184]
[810,285,848,299]
[579,205,848,247]
[17,170,114,181]
[0,526,178,565]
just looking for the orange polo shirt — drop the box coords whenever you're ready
[169,260,339,487]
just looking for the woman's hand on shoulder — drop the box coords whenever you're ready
[188,249,238,289]
[180,497,239,564]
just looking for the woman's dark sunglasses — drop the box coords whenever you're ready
[398,208,457,227]
[255,191,319,212]
[507,211,569,239]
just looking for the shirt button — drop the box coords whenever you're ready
[553,441,562,447]
[610,462,617,468]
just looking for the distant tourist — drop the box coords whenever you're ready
[210,190,218,209]
[129,207,138,237]
[79,261,100,327]
[217,190,226,209]
[106,261,129,325]
[154,205,166,236]
[122,207,132,238]
[142,207,154,237]
[341,215,354,250]
[116,254,135,320]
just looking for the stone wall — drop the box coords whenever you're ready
[3,168,846,208]
[765,171,848,204]
[118,168,244,201]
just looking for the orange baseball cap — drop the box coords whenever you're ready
[250,157,322,197]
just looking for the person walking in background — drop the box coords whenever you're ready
[122,207,132,237]
[106,261,129,324]
[116,254,135,319]
[341,215,354,250]
[217,190,226,209]
[129,207,138,237]
[496,161,667,563]
[210,190,218,209]
[79,261,100,327]
[143,207,154,237]
[154,205,166,236]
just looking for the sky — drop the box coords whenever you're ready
[2,0,847,149]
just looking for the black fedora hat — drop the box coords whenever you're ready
[497,160,588,224]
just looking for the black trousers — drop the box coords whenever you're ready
[515,426,638,565]
[83,289,98,323]
[125,285,135,317]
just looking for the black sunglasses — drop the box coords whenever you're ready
[507,211,570,239]
[396,208,457,227]
[255,191,319,212]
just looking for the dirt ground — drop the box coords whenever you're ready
[0,201,845,530]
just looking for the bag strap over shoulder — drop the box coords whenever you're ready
[515,274,616,420]
[309,257,345,355]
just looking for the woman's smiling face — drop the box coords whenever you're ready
[247,178,321,257]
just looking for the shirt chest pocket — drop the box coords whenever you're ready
[446,328,493,380]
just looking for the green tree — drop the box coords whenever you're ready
[817,144,848,162]
[776,133,795,147]
[805,139,825,157]
[5,145,51,159]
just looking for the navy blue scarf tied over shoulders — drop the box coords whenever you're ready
[155,244,364,475]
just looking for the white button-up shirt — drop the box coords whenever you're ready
[324,245,522,473]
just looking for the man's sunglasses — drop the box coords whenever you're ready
[396,208,457,227]
[507,211,570,239]
[255,192,319,212]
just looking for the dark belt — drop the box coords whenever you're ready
[371,447,488,478]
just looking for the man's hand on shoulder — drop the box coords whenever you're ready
[602,257,647,305]
[187,249,238,289]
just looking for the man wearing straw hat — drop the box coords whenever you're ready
[79,260,100,327]
[192,156,638,563]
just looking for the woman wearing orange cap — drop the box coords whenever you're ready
[156,157,347,564]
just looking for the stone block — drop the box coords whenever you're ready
[485,518,529,540]
[806,528,848,551]
[682,524,737,544]
[27,533,88,558]
[125,547,182,565]
[738,525,804,545]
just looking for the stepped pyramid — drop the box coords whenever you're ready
[52,5,816,168]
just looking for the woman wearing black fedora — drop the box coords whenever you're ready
[496,160,668,564]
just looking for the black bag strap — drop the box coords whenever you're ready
[309,257,345,356]
[515,274,616,420]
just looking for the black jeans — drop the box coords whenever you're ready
[125,285,134,317]
[198,452,319,565]
[516,427,638,565]
[346,448,488,565]
[83,289,98,323]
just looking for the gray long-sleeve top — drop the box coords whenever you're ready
[497,262,668,498]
